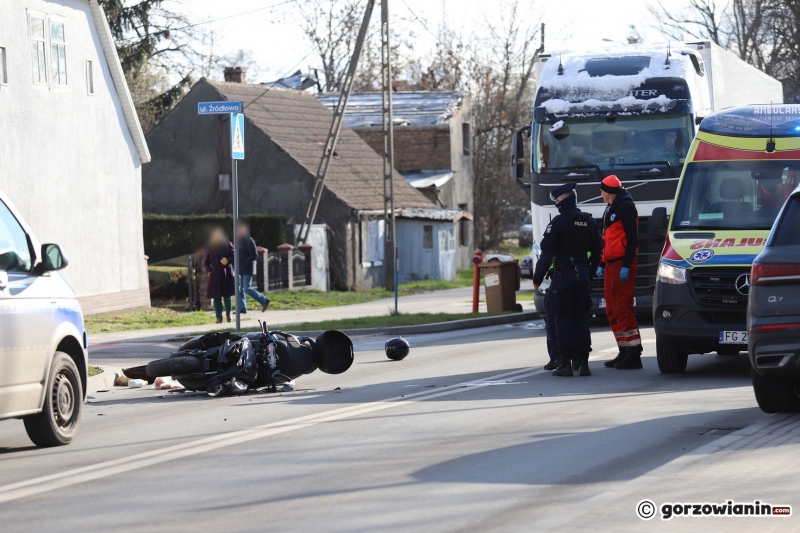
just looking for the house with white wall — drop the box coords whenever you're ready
[0,0,151,314]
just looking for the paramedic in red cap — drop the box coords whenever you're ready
[596,175,643,369]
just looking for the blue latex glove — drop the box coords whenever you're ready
[596,267,604,278]
[620,267,630,282]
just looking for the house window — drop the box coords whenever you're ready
[423,225,433,248]
[30,17,47,83]
[50,21,67,85]
[462,123,471,156]
[86,60,94,94]
[0,47,7,84]
[218,174,231,191]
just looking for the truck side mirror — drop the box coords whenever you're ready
[511,124,532,190]
[649,207,669,237]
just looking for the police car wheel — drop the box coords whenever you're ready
[23,352,83,447]
[656,341,688,374]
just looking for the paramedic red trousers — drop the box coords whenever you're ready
[604,258,640,350]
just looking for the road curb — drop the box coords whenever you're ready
[87,367,121,394]
[168,310,543,342]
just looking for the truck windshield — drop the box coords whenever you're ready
[672,160,800,231]
[535,115,693,174]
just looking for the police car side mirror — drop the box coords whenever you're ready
[511,125,532,189]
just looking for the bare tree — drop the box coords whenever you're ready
[297,0,362,91]
[649,0,800,103]
[467,0,540,250]
[648,0,727,45]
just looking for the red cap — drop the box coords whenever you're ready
[600,175,623,193]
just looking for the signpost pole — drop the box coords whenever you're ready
[232,155,240,331]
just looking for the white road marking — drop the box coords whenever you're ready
[0,367,545,504]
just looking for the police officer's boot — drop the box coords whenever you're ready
[551,359,574,376]
[578,353,591,376]
[544,357,561,371]
[614,345,643,369]
[604,350,626,368]
[572,358,581,371]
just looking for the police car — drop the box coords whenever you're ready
[0,189,87,446]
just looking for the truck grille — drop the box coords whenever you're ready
[690,267,750,308]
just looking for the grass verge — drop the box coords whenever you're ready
[88,365,102,377]
[239,269,475,311]
[85,308,216,335]
[220,311,509,333]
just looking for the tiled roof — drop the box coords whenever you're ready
[209,81,433,211]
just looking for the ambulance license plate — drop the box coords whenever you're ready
[598,298,636,309]
[719,331,747,344]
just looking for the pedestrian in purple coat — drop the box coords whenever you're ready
[204,228,235,323]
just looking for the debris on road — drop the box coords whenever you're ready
[154,377,184,390]
[128,379,148,388]
[115,375,129,387]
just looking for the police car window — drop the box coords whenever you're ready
[0,200,32,272]
[672,161,798,231]
[772,196,800,247]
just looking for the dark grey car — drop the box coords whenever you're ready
[748,186,800,413]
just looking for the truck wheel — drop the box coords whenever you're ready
[751,368,800,413]
[656,341,688,373]
[23,352,83,447]
[146,356,202,378]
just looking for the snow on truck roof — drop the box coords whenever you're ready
[536,43,701,117]
[700,105,800,138]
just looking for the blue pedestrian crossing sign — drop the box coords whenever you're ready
[231,113,245,160]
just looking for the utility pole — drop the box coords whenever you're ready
[297,0,376,245]
[381,0,398,314]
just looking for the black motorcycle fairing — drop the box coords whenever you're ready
[272,334,317,379]
[179,331,243,352]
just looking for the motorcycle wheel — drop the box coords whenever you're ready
[146,356,202,378]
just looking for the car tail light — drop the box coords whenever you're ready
[751,262,800,285]
[749,323,800,335]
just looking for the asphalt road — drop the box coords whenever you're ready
[0,320,767,532]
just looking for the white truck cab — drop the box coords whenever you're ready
[0,189,87,447]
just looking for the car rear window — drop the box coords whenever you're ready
[772,196,800,246]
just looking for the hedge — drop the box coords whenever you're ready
[143,214,287,264]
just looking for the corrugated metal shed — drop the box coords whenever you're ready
[317,92,465,127]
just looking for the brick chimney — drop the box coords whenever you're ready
[224,66,247,84]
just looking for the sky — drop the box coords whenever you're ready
[175,0,696,83]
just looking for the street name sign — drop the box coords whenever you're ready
[198,101,243,115]
[231,113,245,160]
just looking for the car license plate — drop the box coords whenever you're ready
[719,330,747,344]
[598,298,636,309]
[520,268,532,276]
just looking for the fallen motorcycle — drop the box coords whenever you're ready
[145,322,353,396]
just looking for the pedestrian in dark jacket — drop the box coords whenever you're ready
[236,221,270,313]
[595,175,642,369]
[205,228,235,323]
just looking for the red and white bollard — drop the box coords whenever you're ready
[472,249,483,313]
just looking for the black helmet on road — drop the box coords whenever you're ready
[385,337,410,361]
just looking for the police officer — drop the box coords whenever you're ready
[543,267,561,371]
[533,183,602,376]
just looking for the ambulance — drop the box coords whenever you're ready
[653,104,800,373]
